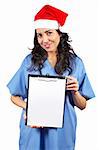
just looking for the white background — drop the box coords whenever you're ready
[0,0,98,150]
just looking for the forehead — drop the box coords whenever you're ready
[36,28,55,33]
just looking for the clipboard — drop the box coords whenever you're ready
[26,74,66,128]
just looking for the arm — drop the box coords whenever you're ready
[11,95,27,110]
[66,76,87,110]
[72,91,86,110]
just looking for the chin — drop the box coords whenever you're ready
[45,48,57,52]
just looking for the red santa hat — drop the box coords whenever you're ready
[34,5,68,29]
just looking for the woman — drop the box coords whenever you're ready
[7,5,95,150]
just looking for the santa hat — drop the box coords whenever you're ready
[34,5,68,29]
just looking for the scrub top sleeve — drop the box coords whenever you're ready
[78,59,95,100]
[7,58,27,99]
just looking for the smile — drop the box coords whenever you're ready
[43,43,51,48]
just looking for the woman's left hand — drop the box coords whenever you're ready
[66,76,79,93]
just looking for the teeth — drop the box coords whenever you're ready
[45,45,49,46]
[44,45,50,48]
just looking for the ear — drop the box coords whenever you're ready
[58,30,62,37]
[60,34,62,37]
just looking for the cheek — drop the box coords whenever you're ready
[54,36,60,46]
[37,39,42,45]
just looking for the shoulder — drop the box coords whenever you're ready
[75,55,83,63]
[23,53,32,63]
[74,56,85,69]
[71,55,86,76]
[21,53,32,66]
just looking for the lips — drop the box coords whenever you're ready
[43,44,51,49]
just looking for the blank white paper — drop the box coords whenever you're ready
[26,75,66,128]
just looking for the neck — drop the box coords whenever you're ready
[47,51,57,67]
[47,51,57,57]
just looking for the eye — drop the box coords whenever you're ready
[37,33,42,38]
[47,31,52,36]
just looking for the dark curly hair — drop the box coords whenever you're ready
[30,29,77,75]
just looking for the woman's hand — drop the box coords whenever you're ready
[23,112,43,128]
[66,76,86,110]
[66,76,79,93]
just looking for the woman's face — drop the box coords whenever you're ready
[36,28,60,52]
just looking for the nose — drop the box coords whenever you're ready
[42,34,49,43]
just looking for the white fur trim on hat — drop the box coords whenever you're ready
[34,19,59,29]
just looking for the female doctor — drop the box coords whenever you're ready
[7,5,95,150]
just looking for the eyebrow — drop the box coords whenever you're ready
[45,30,52,33]
[37,29,52,34]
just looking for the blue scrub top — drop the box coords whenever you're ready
[7,54,95,150]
